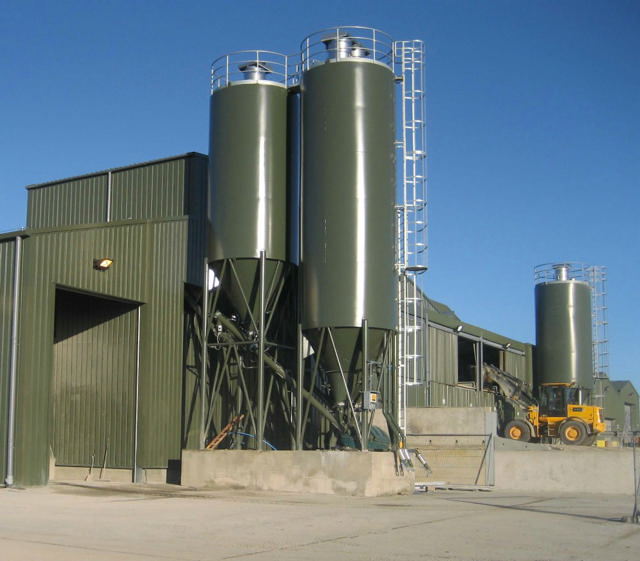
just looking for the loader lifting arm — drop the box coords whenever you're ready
[481,363,538,410]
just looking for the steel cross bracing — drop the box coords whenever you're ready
[394,40,428,433]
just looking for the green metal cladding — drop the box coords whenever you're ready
[27,154,207,230]
[13,153,208,485]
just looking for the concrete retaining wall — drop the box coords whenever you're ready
[495,447,636,494]
[406,407,494,447]
[181,450,414,496]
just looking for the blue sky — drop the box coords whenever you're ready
[2,1,638,387]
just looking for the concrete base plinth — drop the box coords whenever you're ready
[181,450,413,496]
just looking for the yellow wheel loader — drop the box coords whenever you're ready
[482,364,605,445]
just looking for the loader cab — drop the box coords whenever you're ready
[539,384,583,417]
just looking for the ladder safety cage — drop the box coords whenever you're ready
[394,40,428,433]
[587,265,609,381]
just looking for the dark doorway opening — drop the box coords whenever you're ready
[457,337,477,385]
[52,288,139,469]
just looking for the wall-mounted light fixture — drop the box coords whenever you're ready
[504,343,511,349]
[93,258,114,272]
[455,325,463,333]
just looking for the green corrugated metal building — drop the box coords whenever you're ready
[598,378,640,437]
[403,283,534,416]
[3,153,208,485]
[3,150,635,486]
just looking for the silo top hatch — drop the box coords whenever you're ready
[300,26,394,71]
[211,50,290,91]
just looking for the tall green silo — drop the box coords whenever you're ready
[299,28,397,442]
[207,52,295,450]
[534,263,594,390]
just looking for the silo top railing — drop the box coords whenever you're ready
[211,50,292,92]
[299,26,394,71]
[534,262,594,284]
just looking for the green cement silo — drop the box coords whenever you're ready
[209,54,290,326]
[300,28,397,408]
[534,263,594,390]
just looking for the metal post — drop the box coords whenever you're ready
[133,306,142,483]
[5,235,22,487]
[106,170,112,222]
[200,258,209,449]
[296,323,304,449]
[361,318,369,451]
[633,437,639,523]
[257,250,266,450]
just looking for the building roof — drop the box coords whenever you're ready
[26,152,207,191]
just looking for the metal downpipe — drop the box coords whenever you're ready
[5,235,22,487]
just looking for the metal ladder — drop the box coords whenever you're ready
[394,40,428,432]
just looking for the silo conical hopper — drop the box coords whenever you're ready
[209,53,292,328]
[300,28,397,411]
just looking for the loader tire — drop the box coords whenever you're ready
[504,420,532,442]
[560,419,587,445]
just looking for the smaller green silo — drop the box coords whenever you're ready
[534,263,594,390]
[208,52,291,326]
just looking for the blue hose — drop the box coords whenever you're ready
[233,431,277,451]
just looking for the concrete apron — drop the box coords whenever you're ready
[181,450,414,496]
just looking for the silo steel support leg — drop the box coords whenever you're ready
[200,258,209,449]
[362,319,369,451]
[296,323,304,449]
[257,251,266,451]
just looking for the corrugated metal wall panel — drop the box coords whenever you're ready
[429,326,457,387]
[110,159,186,221]
[52,290,138,468]
[14,219,191,484]
[0,238,17,482]
[27,176,107,229]
[429,381,496,409]
[504,351,527,385]
[14,154,209,484]
[137,220,188,467]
